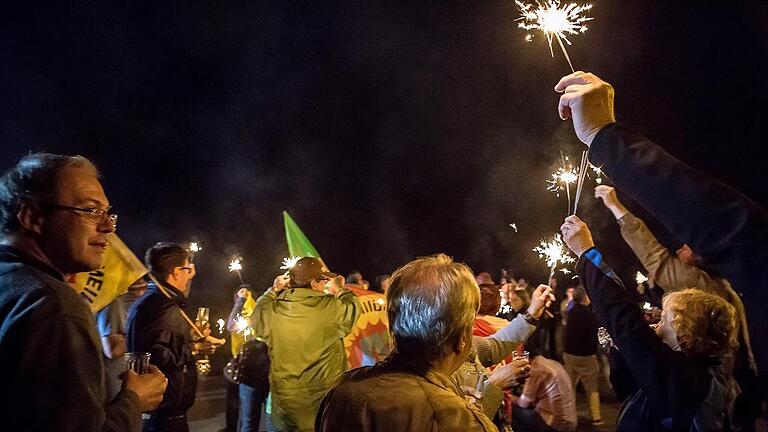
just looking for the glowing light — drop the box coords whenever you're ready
[376,298,385,306]
[516,0,593,72]
[216,318,225,334]
[188,242,201,253]
[509,223,519,232]
[559,268,571,274]
[228,258,243,273]
[533,234,576,278]
[280,256,301,271]
[642,302,652,311]
[635,271,649,284]
[547,166,578,193]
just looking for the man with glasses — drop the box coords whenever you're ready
[0,153,167,431]
[127,242,223,432]
[253,256,360,432]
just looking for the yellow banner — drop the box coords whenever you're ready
[73,233,147,313]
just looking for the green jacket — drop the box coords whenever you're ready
[254,286,361,431]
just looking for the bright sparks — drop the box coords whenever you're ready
[280,256,302,271]
[216,318,225,334]
[509,223,519,232]
[547,166,579,195]
[188,242,201,253]
[533,234,576,274]
[635,271,649,284]
[516,0,593,71]
[228,258,243,273]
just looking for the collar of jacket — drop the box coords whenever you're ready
[382,354,462,397]
[147,277,187,308]
[0,244,65,281]
[278,286,329,300]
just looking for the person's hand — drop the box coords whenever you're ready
[487,358,531,389]
[594,185,628,219]
[237,287,252,299]
[554,71,616,146]
[560,215,595,257]
[272,275,290,293]
[122,365,167,412]
[193,335,225,355]
[527,285,555,319]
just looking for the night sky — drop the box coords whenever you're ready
[2,1,767,316]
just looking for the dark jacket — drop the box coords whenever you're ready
[0,245,141,431]
[590,123,768,374]
[564,303,598,356]
[127,280,197,414]
[578,247,728,431]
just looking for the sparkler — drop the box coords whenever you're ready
[280,256,301,272]
[509,223,519,233]
[635,271,649,284]
[590,163,603,184]
[233,315,252,340]
[516,0,593,72]
[216,318,225,334]
[228,258,244,284]
[547,155,579,212]
[188,242,201,261]
[533,234,576,280]
[572,150,589,215]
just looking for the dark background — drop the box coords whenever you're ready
[2,1,767,318]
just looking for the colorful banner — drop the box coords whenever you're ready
[73,233,147,313]
[343,285,391,368]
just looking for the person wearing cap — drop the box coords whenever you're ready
[253,256,361,432]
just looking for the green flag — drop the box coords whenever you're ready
[283,211,321,259]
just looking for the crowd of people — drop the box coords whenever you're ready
[0,70,765,432]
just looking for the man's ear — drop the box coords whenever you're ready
[17,203,45,235]
[454,331,468,355]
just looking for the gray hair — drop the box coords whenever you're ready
[386,253,480,366]
[0,153,99,233]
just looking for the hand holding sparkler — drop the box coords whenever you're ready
[271,274,290,294]
[560,215,595,257]
[527,284,556,319]
[555,71,616,146]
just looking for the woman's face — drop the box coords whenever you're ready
[655,308,680,351]
[508,291,525,312]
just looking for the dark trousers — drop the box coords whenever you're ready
[142,411,189,432]
[512,407,557,432]
[225,380,241,432]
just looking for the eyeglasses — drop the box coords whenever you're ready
[42,203,118,227]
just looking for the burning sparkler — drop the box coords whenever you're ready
[635,271,649,284]
[228,258,244,284]
[188,242,201,261]
[216,318,225,334]
[233,315,252,340]
[509,223,519,233]
[280,256,301,272]
[590,163,603,184]
[533,234,576,279]
[516,0,593,72]
[547,156,579,212]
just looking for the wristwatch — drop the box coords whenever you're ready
[521,311,539,326]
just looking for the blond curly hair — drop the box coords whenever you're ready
[662,288,737,357]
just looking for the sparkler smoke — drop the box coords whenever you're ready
[516,0,593,72]
[533,234,576,279]
[228,258,244,284]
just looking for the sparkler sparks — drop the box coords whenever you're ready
[509,223,519,232]
[280,256,302,271]
[533,234,576,278]
[516,0,593,72]
[188,242,201,253]
[228,258,244,284]
[547,158,579,212]
[216,318,225,334]
[635,271,649,284]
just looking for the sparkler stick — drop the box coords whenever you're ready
[572,150,589,215]
[228,258,244,284]
[516,0,593,72]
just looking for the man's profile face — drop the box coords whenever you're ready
[38,167,114,275]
